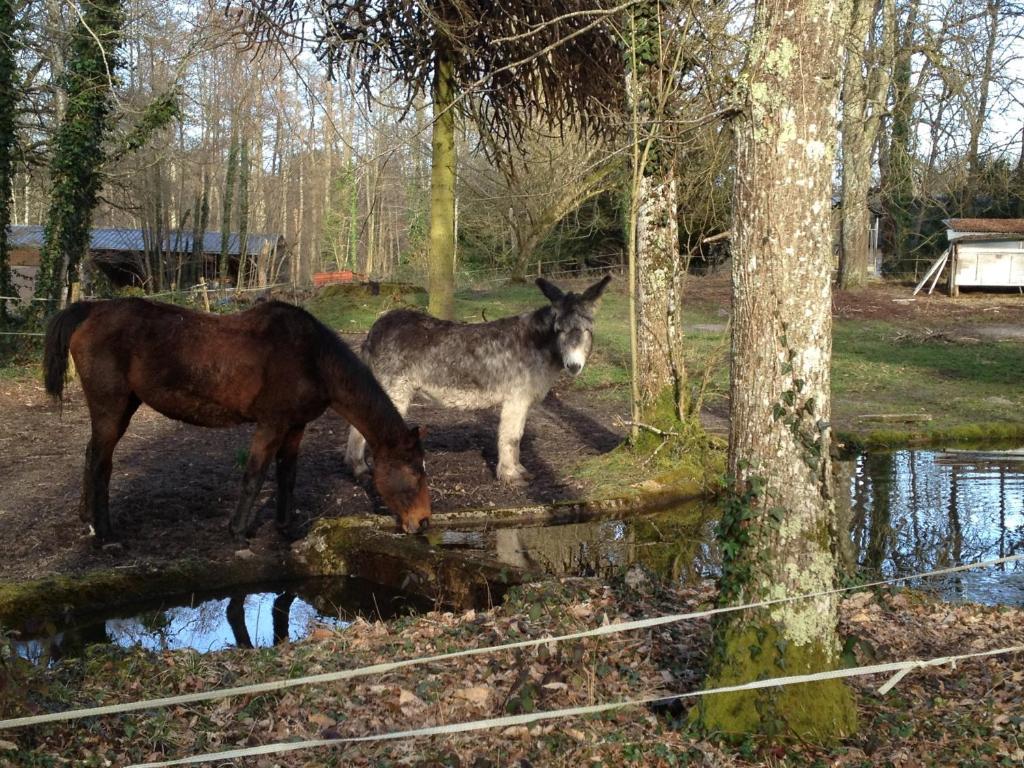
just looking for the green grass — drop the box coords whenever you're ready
[831,319,1024,442]
[4,280,1020,451]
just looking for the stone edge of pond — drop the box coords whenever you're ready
[836,421,1024,453]
[0,554,300,629]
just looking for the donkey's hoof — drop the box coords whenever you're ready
[498,466,532,486]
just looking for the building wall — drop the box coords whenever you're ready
[954,239,1024,287]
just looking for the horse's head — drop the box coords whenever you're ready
[372,425,431,534]
[536,275,611,376]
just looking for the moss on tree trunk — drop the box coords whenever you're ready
[427,48,456,320]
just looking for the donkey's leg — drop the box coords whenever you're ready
[81,395,141,541]
[345,426,370,479]
[497,397,533,484]
[274,424,306,536]
[229,423,287,541]
[346,380,413,481]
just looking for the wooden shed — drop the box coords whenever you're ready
[6,225,286,298]
[914,218,1024,296]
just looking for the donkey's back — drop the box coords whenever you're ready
[363,308,558,409]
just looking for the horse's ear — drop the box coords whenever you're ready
[536,277,565,304]
[582,274,612,304]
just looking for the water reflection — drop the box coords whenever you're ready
[491,503,719,585]
[844,449,1024,606]
[13,577,428,664]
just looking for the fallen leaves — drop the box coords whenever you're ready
[4,578,1021,768]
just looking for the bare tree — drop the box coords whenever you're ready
[839,0,894,288]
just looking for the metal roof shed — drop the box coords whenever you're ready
[914,218,1024,296]
[945,218,1024,296]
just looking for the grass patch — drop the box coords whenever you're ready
[832,320,1024,441]
[573,417,727,499]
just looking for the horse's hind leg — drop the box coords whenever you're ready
[497,397,533,484]
[80,395,141,541]
[229,424,287,542]
[274,424,306,537]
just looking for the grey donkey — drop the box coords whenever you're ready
[346,275,611,484]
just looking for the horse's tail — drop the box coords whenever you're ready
[43,301,95,400]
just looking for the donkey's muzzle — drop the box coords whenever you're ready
[566,361,583,375]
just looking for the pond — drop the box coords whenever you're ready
[11,448,1022,661]
[841,448,1024,607]
[11,577,430,665]
[435,448,1024,608]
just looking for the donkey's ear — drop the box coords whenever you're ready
[409,425,428,443]
[536,277,565,304]
[581,274,612,304]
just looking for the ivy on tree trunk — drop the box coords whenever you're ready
[0,0,18,320]
[33,0,124,315]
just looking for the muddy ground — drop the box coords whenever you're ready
[0,369,627,585]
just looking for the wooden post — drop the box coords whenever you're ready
[948,246,959,297]
[198,277,211,312]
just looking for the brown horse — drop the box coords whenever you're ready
[42,298,431,542]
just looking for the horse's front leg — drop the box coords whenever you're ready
[497,397,532,485]
[274,424,306,538]
[229,424,287,543]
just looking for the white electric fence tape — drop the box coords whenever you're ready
[1,553,1019,733]
[127,643,1024,768]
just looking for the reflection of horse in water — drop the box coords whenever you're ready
[347,276,611,484]
[42,297,431,540]
[225,593,296,648]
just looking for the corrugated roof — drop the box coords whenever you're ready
[6,225,282,256]
[945,218,1024,236]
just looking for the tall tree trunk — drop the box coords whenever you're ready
[635,173,683,418]
[237,139,250,287]
[839,0,893,289]
[0,0,18,319]
[191,169,210,285]
[881,0,919,272]
[427,46,456,319]
[698,0,857,740]
[967,0,999,178]
[220,122,239,282]
[628,1,685,425]
[33,0,123,313]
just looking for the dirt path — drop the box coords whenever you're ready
[0,373,627,585]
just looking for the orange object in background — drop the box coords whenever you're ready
[313,270,366,287]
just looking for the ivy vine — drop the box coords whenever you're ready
[33,0,124,315]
